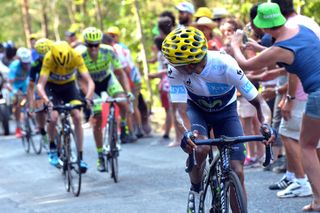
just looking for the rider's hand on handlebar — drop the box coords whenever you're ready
[180,130,199,154]
[85,98,93,108]
[127,92,135,101]
[260,123,277,145]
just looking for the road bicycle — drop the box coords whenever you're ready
[49,101,85,197]
[19,96,43,154]
[101,96,128,183]
[186,127,273,213]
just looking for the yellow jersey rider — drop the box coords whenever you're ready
[37,41,95,172]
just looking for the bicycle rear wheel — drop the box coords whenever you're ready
[222,171,247,213]
[69,130,81,196]
[29,117,42,154]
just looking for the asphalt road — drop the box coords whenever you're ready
[0,124,314,213]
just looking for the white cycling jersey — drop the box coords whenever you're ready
[168,51,258,112]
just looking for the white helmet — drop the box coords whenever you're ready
[16,47,31,63]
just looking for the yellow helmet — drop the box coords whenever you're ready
[162,27,208,65]
[34,38,53,55]
[83,27,103,43]
[106,26,120,36]
[51,41,73,67]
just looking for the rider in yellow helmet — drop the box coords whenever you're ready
[162,27,275,213]
[37,40,95,172]
[82,26,136,171]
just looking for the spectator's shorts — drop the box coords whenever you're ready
[279,100,306,141]
[305,89,320,119]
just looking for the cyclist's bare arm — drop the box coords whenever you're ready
[79,72,95,100]
[172,103,191,133]
[114,68,131,93]
[249,94,272,125]
[36,75,49,104]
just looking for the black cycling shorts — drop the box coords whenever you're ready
[45,81,82,106]
[187,100,246,161]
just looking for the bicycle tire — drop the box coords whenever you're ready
[69,130,81,197]
[29,117,42,154]
[62,136,70,192]
[109,118,119,183]
[21,116,30,153]
[222,171,247,213]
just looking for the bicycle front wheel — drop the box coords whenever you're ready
[222,171,247,213]
[109,119,119,183]
[69,131,81,197]
[21,117,30,153]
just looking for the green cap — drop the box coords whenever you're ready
[253,2,286,29]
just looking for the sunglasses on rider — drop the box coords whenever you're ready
[86,43,99,48]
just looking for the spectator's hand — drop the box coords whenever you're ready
[281,98,293,121]
[231,30,244,48]
[244,39,265,52]
[261,88,276,101]
[180,130,199,154]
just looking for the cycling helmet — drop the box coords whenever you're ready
[106,26,120,36]
[16,47,31,63]
[51,41,72,67]
[34,38,53,55]
[83,27,103,44]
[161,27,208,65]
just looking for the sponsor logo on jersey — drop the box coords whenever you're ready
[170,85,186,94]
[206,83,232,95]
[167,68,174,79]
[241,81,254,94]
[49,70,76,81]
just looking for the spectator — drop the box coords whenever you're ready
[175,2,194,27]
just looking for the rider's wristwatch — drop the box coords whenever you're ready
[286,94,296,101]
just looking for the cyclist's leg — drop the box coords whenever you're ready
[186,101,210,189]
[106,73,136,142]
[132,83,144,137]
[185,101,210,212]
[12,87,23,136]
[34,95,48,140]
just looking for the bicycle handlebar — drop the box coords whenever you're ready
[185,135,273,173]
[46,101,86,123]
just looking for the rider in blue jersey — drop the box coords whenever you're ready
[161,27,275,213]
[8,47,31,138]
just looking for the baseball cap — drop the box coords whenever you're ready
[65,30,76,37]
[213,8,228,20]
[176,2,195,14]
[191,17,216,29]
[254,2,286,29]
[194,7,213,19]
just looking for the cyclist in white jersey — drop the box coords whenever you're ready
[162,27,275,213]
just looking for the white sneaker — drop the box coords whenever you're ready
[277,180,312,198]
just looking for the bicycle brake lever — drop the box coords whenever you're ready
[263,144,273,167]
